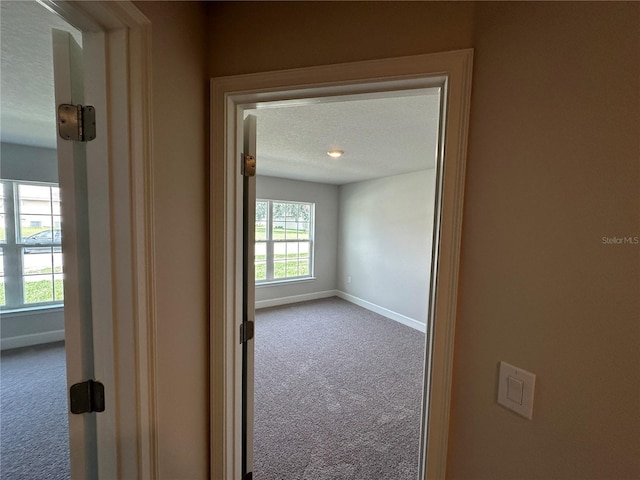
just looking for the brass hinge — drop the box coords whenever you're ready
[58,104,96,142]
[241,153,256,177]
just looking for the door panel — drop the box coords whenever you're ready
[52,28,98,479]
[242,114,257,477]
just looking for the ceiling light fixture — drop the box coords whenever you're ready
[327,149,344,158]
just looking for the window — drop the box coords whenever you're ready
[255,199,314,283]
[0,180,64,309]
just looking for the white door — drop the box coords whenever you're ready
[242,114,257,478]
[52,28,99,479]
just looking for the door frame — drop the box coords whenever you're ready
[37,1,157,477]
[211,49,473,479]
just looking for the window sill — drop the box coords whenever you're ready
[256,277,316,288]
[1,305,64,317]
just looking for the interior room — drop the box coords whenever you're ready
[1,2,82,478]
[247,91,440,477]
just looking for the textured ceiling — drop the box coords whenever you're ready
[0,1,81,149]
[247,89,441,185]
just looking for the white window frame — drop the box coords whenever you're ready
[255,199,315,284]
[1,179,64,310]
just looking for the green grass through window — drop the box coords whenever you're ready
[254,258,310,281]
[0,279,64,306]
[255,226,308,240]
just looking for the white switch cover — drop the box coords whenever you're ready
[498,361,536,419]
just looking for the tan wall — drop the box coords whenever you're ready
[133,2,209,478]
[207,1,475,77]
[207,2,639,479]
[449,3,639,478]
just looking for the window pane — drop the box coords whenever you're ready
[54,274,64,301]
[255,242,266,281]
[18,184,57,242]
[273,241,287,279]
[52,187,61,215]
[23,249,56,304]
[273,260,287,279]
[298,204,310,222]
[299,241,310,258]
[0,214,5,244]
[299,241,310,275]
[273,242,286,259]
[54,251,64,273]
[18,184,51,214]
[286,242,299,277]
[297,222,309,240]
[272,202,286,239]
[24,274,54,304]
[255,201,268,241]
[272,202,286,221]
[23,250,54,275]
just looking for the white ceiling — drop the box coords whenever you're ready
[247,89,441,185]
[0,1,441,186]
[0,1,81,149]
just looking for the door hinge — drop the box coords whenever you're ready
[241,153,256,177]
[243,472,253,480]
[58,104,96,142]
[240,321,255,344]
[69,380,105,414]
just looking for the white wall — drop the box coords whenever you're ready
[337,170,435,325]
[1,143,58,183]
[255,175,339,307]
[1,308,64,349]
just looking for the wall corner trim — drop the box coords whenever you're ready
[255,290,337,310]
[336,291,427,333]
[0,330,65,351]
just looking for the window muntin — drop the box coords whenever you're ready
[1,180,64,309]
[255,199,314,283]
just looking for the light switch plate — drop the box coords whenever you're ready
[497,361,536,419]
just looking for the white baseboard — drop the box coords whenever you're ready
[336,291,426,333]
[1,329,65,351]
[255,290,338,310]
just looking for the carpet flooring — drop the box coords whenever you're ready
[0,341,70,480]
[254,297,426,480]
[0,297,426,480]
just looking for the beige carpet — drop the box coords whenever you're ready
[254,297,426,480]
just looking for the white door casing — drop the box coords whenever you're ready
[41,1,157,477]
[211,50,473,479]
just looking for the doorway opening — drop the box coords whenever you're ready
[246,89,440,478]
[1,1,157,478]
[210,50,473,479]
[0,3,83,478]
